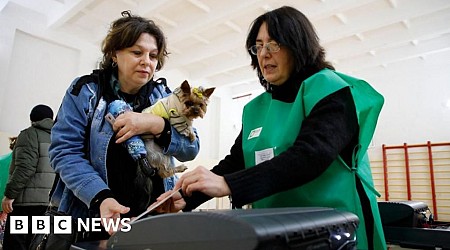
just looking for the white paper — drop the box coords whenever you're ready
[130,188,181,224]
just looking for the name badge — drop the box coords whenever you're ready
[255,148,274,165]
[248,127,262,140]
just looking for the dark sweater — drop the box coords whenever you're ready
[89,77,172,217]
[183,73,359,210]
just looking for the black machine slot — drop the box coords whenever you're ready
[379,200,450,249]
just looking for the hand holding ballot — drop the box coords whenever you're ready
[153,188,186,214]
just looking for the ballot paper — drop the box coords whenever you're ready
[130,188,181,224]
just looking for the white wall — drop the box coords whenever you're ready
[1,30,79,132]
[358,49,450,147]
[0,2,100,154]
[0,5,70,150]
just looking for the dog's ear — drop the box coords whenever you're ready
[180,80,191,94]
[202,87,215,98]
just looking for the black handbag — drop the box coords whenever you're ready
[29,208,76,250]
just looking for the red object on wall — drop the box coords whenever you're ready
[381,141,450,221]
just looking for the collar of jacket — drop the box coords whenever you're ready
[31,118,53,132]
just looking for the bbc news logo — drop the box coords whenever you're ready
[10,216,131,234]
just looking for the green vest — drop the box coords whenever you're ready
[242,69,386,250]
[0,152,12,201]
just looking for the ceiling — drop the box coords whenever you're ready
[6,0,450,95]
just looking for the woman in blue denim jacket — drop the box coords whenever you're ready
[49,11,199,239]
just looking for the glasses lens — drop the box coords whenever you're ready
[250,43,280,55]
[250,45,258,55]
[267,42,279,52]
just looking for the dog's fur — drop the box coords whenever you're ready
[142,80,215,178]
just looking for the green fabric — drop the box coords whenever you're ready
[0,152,12,203]
[242,69,386,249]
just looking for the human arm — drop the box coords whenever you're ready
[175,166,231,197]
[110,111,165,144]
[174,87,358,209]
[223,87,358,207]
[51,81,132,230]
[111,85,200,162]
[111,111,199,162]
[172,130,246,211]
[49,80,110,207]
[153,129,246,213]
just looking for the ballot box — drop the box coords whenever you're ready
[90,207,360,250]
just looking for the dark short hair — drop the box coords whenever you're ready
[245,6,334,87]
[101,10,168,71]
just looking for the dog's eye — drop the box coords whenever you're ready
[185,101,194,107]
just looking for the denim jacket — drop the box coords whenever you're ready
[49,72,199,219]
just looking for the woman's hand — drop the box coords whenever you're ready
[154,190,186,213]
[99,198,130,235]
[174,166,231,197]
[112,112,164,144]
[1,196,14,213]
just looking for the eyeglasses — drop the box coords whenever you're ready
[249,42,281,55]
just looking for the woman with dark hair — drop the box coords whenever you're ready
[49,10,199,242]
[158,6,386,250]
[246,5,335,90]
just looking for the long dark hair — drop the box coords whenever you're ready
[246,6,334,89]
[101,10,168,71]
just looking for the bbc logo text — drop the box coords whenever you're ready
[10,216,131,234]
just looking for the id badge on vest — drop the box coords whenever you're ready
[255,148,275,165]
[242,93,303,168]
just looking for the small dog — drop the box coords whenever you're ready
[142,80,215,178]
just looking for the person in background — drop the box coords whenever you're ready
[157,6,386,250]
[1,104,55,250]
[48,10,199,243]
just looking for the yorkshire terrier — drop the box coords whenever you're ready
[142,80,215,178]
